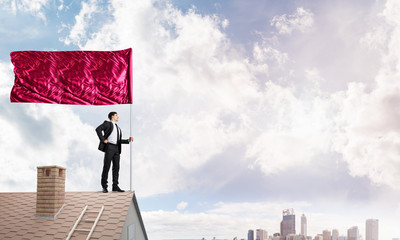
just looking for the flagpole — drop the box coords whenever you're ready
[129,48,134,192]
[130,102,133,191]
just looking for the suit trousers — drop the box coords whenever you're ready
[101,143,120,188]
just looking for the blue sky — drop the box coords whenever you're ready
[1,0,400,239]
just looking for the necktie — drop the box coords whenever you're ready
[115,124,120,140]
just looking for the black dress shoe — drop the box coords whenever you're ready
[112,186,125,192]
[102,188,108,193]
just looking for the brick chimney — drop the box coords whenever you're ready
[36,165,66,218]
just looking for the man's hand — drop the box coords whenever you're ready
[129,137,134,142]
[104,139,108,144]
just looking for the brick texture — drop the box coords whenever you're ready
[36,166,66,218]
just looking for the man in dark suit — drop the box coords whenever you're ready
[96,111,133,193]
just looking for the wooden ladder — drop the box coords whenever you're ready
[66,205,105,240]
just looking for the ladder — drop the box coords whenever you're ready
[66,205,105,240]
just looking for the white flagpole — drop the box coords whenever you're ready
[130,49,134,191]
[130,104,133,191]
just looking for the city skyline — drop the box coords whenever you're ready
[214,209,386,240]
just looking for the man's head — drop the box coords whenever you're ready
[108,112,119,122]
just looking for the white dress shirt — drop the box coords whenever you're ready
[107,121,119,144]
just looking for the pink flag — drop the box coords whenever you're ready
[10,48,132,105]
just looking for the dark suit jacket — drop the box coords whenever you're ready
[95,121,129,154]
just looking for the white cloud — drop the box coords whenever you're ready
[209,201,311,219]
[0,62,13,95]
[61,0,101,47]
[177,201,188,210]
[332,82,400,189]
[162,113,248,170]
[1,0,50,21]
[253,43,289,66]
[143,210,243,239]
[331,0,400,190]
[360,26,388,51]
[245,82,334,174]
[221,18,229,29]
[0,102,99,192]
[57,0,64,11]
[270,7,314,35]
[142,201,283,239]
[382,0,400,26]
[304,68,324,93]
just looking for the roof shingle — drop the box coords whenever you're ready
[0,191,134,239]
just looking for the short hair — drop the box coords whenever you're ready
[108,112,117,120]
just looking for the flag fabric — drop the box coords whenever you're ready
[10,48,132,105]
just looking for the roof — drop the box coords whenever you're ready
[0,191,145,240]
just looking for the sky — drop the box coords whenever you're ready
[0,0,400,239]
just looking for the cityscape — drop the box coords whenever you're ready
[202,208,397,240]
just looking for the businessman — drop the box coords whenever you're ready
[96,112,133,193]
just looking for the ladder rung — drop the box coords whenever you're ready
[82,219,95,222]
[75,229,91,232]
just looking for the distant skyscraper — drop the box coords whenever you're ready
[256,229,267,240]
[332,229,339,240]
[301,214,307,236]
[248,230,254,240]
[348,226,360,240]
[323,230,331,240]
[286,234,305,240]
[281,208,296,238]
[314,235,323,240]
[366,219,378,240]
